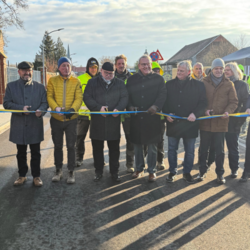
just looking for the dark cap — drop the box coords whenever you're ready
[102,62,114,72]
[18,61,33,70]
[89,59,98,67]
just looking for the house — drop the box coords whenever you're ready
[0,30,7,104]
[72,66,86,76]
[165,35,237,69]
[222,46,250,75]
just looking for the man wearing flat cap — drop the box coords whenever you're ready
[47,57,82,184]
[84,62,128,182]
[3,61,48,187]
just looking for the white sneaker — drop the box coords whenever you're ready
[127,166,134,173]
[67,171,75,184]
[52,169,62,182]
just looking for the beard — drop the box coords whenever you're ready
[21,74,32,81]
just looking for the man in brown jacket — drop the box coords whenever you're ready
[198,58,238,184]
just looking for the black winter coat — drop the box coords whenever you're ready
[163,76,207,138]
[228,80,249,133]
[126,72,166,144]
[83,75,128,141]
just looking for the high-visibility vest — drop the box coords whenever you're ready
[77,73,92,119]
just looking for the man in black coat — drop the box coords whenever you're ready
[84,62,128,182]
[3,61,48,187]
[126,55,167,182]
[163,60,207,184]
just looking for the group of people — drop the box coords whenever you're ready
[3,53,250,187]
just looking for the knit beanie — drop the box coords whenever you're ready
[211,58,225,70]
[58,57,71,68]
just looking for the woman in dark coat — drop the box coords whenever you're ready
[224,62,249,178]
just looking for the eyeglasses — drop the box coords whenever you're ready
[140,63,150,67]
[21,69,32,73]
[103,71,114,76]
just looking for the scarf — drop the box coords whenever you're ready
[20,77,33,85]
[229,75,236,83]
[211,73,223,86]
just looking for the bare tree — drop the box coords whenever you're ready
[0,0,28,43]
[233,34,250,50]
[99,56,115,66]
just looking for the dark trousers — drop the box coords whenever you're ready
[76,118,90,161]
[50,117,77,171]
[244,125,250,173]
[91,139,120,175]
[157,120,166,163]
[198,137,216,166]
[225,132,240,172]
[122,118,134,167]
[199,131,225,176]
[16,143,41,177]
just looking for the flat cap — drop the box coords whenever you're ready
[18,61,33,70]
[102,62,114,72]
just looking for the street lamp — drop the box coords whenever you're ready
[42,28,64,86]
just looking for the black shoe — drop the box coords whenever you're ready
[94,173,103,182]
[166,173,176,182]
[111,173,121,182]
[240,171,249,182]
[197,172,206,181]
[217,175,226,184]
[183,173,195,184]
[231,170,238,178]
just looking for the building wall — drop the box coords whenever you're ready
[0,30,7,104]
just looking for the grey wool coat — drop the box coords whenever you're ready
[3,78,48,145]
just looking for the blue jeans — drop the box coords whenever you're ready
[168,137,196,174]
[225,132,240,172]
[134,144,157,174]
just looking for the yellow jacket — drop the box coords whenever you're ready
[77,73,92,119]
[47,74,83,121]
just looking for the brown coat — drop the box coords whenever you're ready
[200,74,238,132]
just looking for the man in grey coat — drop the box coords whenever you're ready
[3,61,48,187]
[84,62,128,182]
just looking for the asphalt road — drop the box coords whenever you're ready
[0,114,250,250]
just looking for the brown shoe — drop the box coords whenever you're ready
[132,171,144,179]
[148,173,156,182]
[33,177,43,187]
[14,177,27,186]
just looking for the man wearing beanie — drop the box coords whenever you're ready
[198,58,238,184]
[3,61,48,187]
[84,62,128,182]
[76,57,99,167]
[47,57,82,184]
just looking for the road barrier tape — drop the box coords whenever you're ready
[1,109,249,120]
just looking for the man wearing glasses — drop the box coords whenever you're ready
[84,62,128,182]
[126,55,167,182]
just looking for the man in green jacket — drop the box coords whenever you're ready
[151,62,166,170]
[76,57,99,166]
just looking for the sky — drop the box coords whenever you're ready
[3,0,250,68]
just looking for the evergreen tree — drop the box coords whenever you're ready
[54,37,66,62]
[39,31,56,61]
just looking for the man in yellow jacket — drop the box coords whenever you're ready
[47,57,82,184]
[76,58,99,166]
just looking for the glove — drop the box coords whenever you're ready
[65,108,75,119]
[148,105,158,115]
